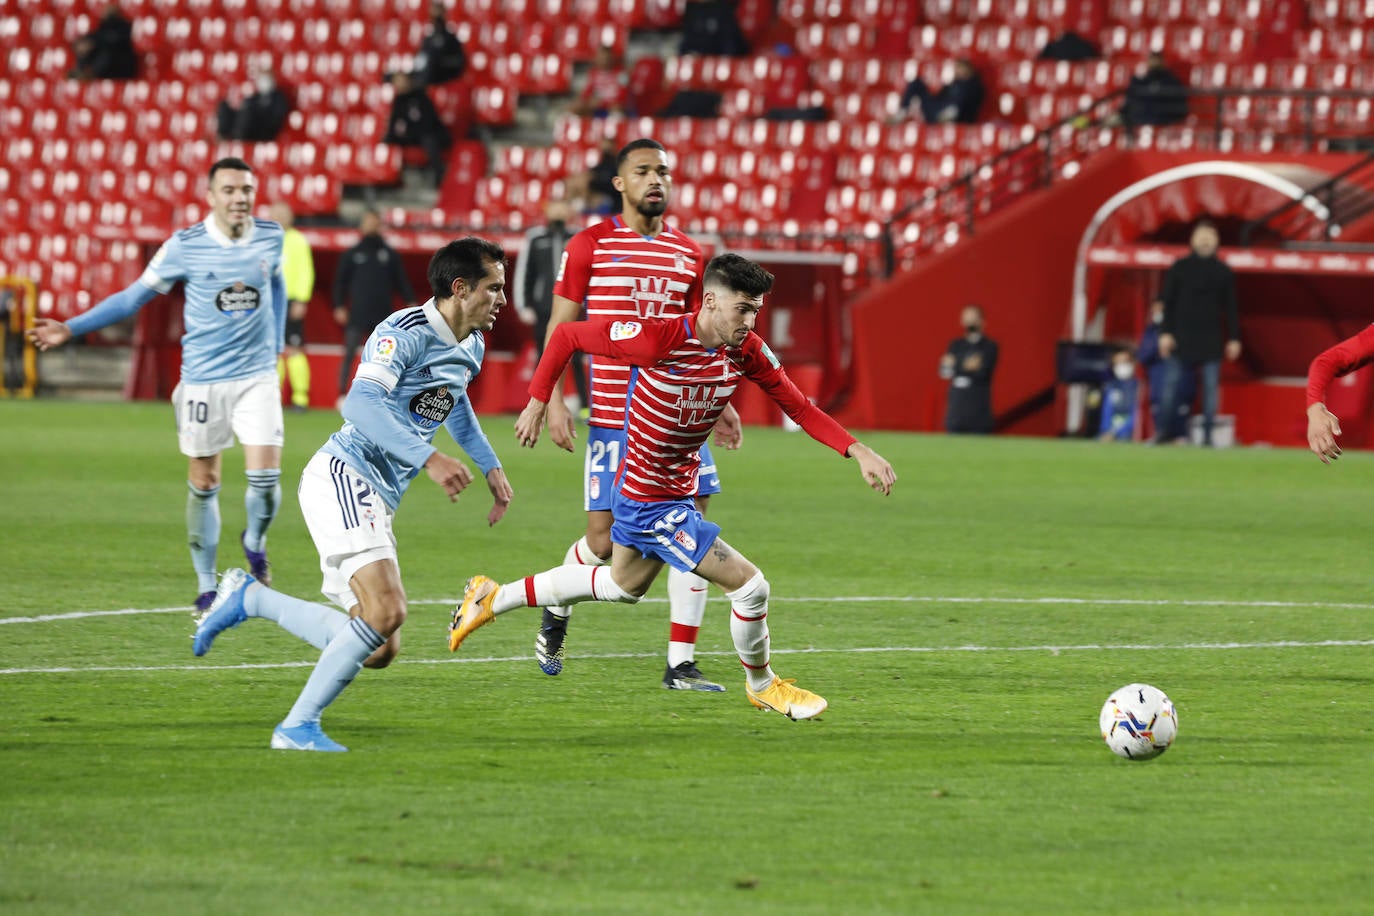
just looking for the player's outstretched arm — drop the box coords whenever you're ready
[1306,403,1342,464]
[26,318,73,351]
[847,442,897,496]
[424,450,474,502]
[484,467,513,526]
[515,397,549,449]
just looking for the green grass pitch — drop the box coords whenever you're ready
[2,400,1372,914]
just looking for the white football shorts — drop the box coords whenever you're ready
[298,452,399,612]
[172,371,284,457]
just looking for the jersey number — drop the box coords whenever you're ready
[185,399,209,424]
[589,438,621,474]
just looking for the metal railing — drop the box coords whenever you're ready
[882,87,1374,277]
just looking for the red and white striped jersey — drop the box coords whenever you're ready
[553,216,704,429]
[533,316,857,501]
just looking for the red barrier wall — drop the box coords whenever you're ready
[836,149,1142,434]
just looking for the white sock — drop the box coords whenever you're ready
[666,568,709,668]
[727,572,774,691]
[493,565,637,615]
[546,536,607,620]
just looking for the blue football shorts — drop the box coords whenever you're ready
[583,425,721,512]
[610,490,721,574]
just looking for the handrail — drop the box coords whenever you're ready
[882,86,1374,277]
[1238,150,1374,245]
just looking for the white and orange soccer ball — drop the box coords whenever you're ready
[1099,683,1178,760]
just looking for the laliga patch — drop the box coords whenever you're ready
[610,321,643,341]
[149,244,170,270]
[215,282,261,316]
[556,250,569,282]
[673,529,697,553]
[759,340,781,369]
[373,336,398,366]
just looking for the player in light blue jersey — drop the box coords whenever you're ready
[29,157,287,610]
[189,237,514,752]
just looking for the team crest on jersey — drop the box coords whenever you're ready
[374,336,398,365]
[610,321,643,341]
[556,250,569,282]
[215,282,261,316]
[409,385,455,428]
[673,528,697,553]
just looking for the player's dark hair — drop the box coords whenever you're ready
[429,236,506,299]
[704,253,774,299]
[616,138,666,172]
[208,157,253,181]
[1194,218,1217,232]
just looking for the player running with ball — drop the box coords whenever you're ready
[447,253,896,719]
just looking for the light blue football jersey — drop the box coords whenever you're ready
[140,217,285,384]
[320,300,500,510]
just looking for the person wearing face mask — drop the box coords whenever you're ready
[514,198,589,414]
[1138,301,1193,443]
[216,67,291,142]
[1097,348,1140,442]
[939,304,998,434]
[1154,220,1241,446]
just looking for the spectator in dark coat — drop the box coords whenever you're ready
[899,58,985,124]
[1120,52,1188,127]
[414,0,467,87]
[384,70,452,188]
[940,304,998,434]
[1154,221,1241,446]
[216,68,291,142]
[678,0,750,56]
[332,210,418,401]
[69,3,138,81]
[515,199,590,411]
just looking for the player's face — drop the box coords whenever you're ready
[705,289,762,347]
[614,148,671,218]
[207,169,256,238]
[459,259,506,332]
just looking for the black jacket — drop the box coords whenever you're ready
[1122,67,1188,126]
[80,13,138,79]
[415,22,467,86]
[944,334,998,434]
[333,235,417,330]
[1160,253,1239,364]
[515,223,571,332]
[385,88,451,148]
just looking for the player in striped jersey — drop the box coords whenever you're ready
[537,138,743,690]
[28,157,287,610]
[1305,323,1374,463]
[191,238,513,751]
[449,254,896,720]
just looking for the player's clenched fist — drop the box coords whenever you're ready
[424,451,473,501]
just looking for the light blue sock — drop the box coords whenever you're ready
[244,582,349,651]
[186,482,221,593]
[243,469,282,553]
[281,617,385,728]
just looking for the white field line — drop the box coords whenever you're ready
[8,593,1374,627]
[3,641,1374,677]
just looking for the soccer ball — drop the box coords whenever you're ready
[1099,683,1178,760]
